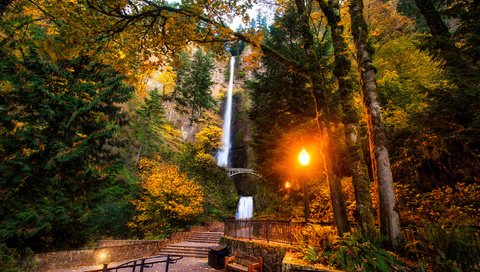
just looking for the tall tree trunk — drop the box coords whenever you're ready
[414,0,475,89]
[318,0,376,238]
[295,0,351,236]
[349,0,401,249]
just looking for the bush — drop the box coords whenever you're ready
[396,182,480,227]
[323,234,405,272]
[177,146,238,219]
[128,158,204,239]
[295,224,338,263]
[0,244,36,272]
[407,223,480,272]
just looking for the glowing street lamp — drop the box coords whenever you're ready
[95,250,109,272]
[298,148,310,223]
[299,148,310,167]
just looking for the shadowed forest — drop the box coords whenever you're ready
[0,0,479,271]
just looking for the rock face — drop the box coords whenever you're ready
[221,237,293,272]
[216,49,257,197]
[229,92,256,196]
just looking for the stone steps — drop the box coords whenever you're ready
[159,246,210,258]
[187,232,222,243]
[158,231,223,258]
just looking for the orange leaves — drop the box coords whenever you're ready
[396,182,480,226]
[243,50,263,71]
[364,0,413,44]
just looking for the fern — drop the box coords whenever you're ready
[324,233,405,271]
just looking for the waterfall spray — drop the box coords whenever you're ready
[216,56,235,167]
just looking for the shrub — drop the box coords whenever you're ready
[296,224,339,263]
[407,223,480,272]
[128,158,204,238]
[396,182,480,227]
[323,234,405,272]
[0,244,36,272]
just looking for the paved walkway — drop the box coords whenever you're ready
[52,257,225,272]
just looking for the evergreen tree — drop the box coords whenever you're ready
[386,0,480,188]
[173,49,216,125]
[0,45,133,250]
[248,5,316,182]
[133,89,166,166]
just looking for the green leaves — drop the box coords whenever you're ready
[325,233,405,272]
[173,49,215,124]
[0,41,133,250]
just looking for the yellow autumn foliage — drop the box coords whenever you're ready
[129,158,204,238]
[157,66,177,95]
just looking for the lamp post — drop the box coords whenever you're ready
[95,250,109,272]
[298,149,310,223]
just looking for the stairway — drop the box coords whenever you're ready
[159,231,223,258]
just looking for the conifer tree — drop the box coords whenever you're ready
[173,50,216,125]
[0,45,133,250]
[133,89,166,166]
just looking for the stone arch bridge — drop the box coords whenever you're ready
[225,168,263,179]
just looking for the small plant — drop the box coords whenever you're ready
[295,224,338,263]
[407,223,480,272]
[0,244,37,272]
[323,233,405,272]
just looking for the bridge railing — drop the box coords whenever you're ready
[224,219,319,244]
[224,220,467,245]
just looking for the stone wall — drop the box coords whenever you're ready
[35,240,165,271]
[221,236,294,272]
[36,249,96,271]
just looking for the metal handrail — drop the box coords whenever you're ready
[84,255,183,272]
[224,219,315,244]
[225,219,480,245]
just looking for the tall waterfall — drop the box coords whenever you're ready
[236,196,253,219]
[216,56,235,167]
[216,56,253,220]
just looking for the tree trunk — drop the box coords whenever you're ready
[318,0,376,238]
[295,0,351,236]
[414,0,474,89]
[349,0,402,249]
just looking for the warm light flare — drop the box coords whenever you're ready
[298,149,310,167]
[285,181,291,189]
[95,250,109,264]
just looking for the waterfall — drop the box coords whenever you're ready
[216,56,235,167]
[216,56,254,220]
[236,196,253,219]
